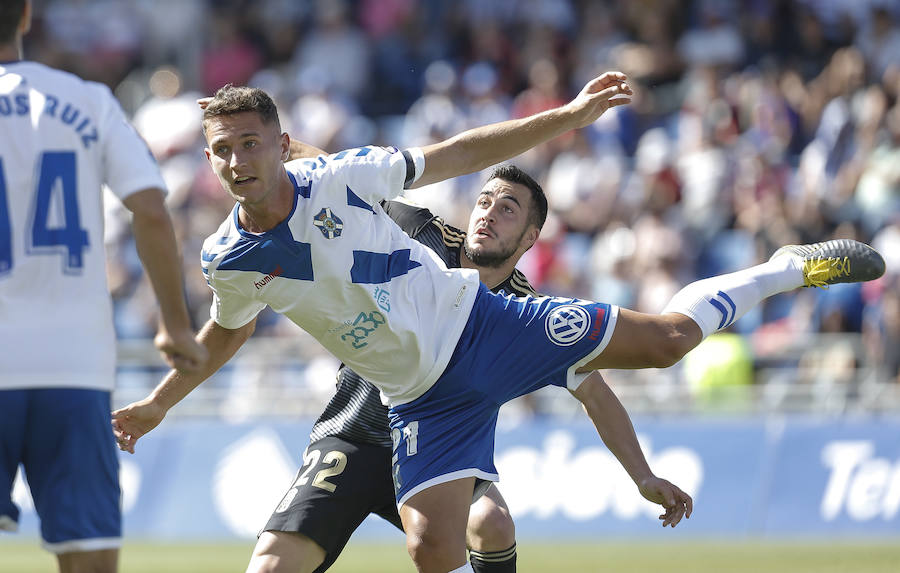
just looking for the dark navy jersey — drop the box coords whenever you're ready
[308,199,536,447]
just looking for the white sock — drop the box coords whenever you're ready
[449,563,475,573]
[661,257,803,339]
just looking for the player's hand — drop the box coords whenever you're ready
[566,71,633,128]
[154,328,208,374]
[637,475,693,528]
[111,398,167,454]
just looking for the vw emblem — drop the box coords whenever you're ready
[545,305,591,346]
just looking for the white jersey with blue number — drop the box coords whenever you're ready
[202,147,481,405]
[0,61,167,391]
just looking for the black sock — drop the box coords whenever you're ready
[469,543,517,573]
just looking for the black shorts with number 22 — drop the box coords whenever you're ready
[261,436,402,572]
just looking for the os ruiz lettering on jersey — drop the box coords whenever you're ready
[0,93,99,149]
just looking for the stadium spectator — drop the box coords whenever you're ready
[0,1,206,572]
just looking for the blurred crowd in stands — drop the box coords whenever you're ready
[24,0,900,400]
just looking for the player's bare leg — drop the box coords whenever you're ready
[400,477,476,573]
[583,239,885,372]
[246,531,326,573]
[57,548,117,573]
[466,485,516,572]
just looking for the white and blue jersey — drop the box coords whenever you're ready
[0,61,167,391]
[202,146,481,406]
[202,146,620,506]
[1,60,164,552]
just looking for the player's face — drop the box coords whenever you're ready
[465,178,539,268]
[204,112,289,208]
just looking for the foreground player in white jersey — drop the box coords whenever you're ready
[113,83,884,572]
[0,2,207,572]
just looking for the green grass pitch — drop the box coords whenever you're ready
[2,540,899,572]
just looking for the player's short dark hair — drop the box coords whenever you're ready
[202,84,281,136]
[488,164,548,230]
[0,1,26,45]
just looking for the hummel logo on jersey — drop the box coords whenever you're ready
[314,208,343,239]
[254,265,284,289]
[588,307,607,341]
[545,305,591,346]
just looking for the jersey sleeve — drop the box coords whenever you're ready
[96,83,167,201]
[207,278,267,329]
[317,146,424,205]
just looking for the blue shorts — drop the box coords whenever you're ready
[0,388,121,553]
[389,284,617,506]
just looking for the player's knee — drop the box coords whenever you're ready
[247,531,324,573]
[647,317,695,368]
[406,530,464,571]
[467,502,515,551]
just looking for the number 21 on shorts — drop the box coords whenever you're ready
[390,421,419,465]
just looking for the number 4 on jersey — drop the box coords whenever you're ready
[0,152,89,276]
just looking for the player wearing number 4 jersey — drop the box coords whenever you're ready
[112,82,885,573]
[0,2,206,573]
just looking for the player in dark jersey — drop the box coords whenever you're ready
[248,165,687,573]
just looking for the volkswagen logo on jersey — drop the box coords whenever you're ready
[545,304,591,346]
[313,208,343,239]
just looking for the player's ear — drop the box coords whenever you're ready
[21,0,33,35]
[522,225,540,251]
[280,133,291,162]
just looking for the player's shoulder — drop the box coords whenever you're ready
[383,197,438,237]
[432,216,466,251]
[284,145,396,187]
[200,208,240,271]
[15,61,114,100]
[500,268,538,297]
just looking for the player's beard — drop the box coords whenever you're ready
[463,230,523,268]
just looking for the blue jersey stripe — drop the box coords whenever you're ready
[218,236,314,281]
[287,171,311,198]
[346,186,373,212]
[350,249,421,284]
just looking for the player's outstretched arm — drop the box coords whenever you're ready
[411,71,632,188]
[123,188,209,373]
[112,318,256,453]
[570,373,693,528]
[288,139,328,161]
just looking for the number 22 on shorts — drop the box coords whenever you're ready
[295,449,348,493]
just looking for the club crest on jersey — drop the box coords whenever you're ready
[545,305,591,346]
[313,208,343,239]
